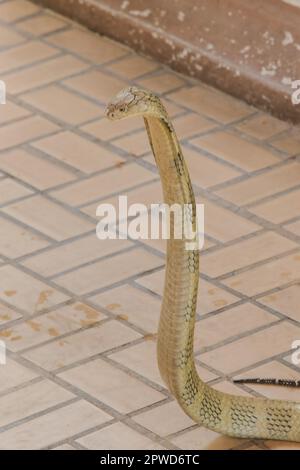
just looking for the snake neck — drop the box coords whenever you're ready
[144,115,203,401]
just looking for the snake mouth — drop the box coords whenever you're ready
[105,103,128,121]
[105,104,117,120]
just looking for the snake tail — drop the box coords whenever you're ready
[234,378,300,388]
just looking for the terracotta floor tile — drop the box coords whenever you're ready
[2,302,106,352]
[192,131,279,172]
[59,358,165,413]
[168,85,251,123]
[2,195,94,241]
[195,303,276,349]
[161,98,185,117]
[138,237,167,255]
[90,284,160,334]
[22,85,102,125]
[136,269,238,315]
[32,131,124,174]
[201,232,297,277]
[0,265,68,314]
[108,56,159,79]
[196,366,219,383]
[133,401,194,437]
[173,113,217,138]
[0,25,24,48]
[0,0,40,23]
[16,13,67,36]
[233,361,300,401]
[51,163,155,207]
[265,441,300,450]
[196,196,260,242]
[63,69,127,104]
[48,28,127,64]
[82,180,162,220]
[285,220,300,236]
[81,116,143,141]
[77,422,159,450]
[137,72,186,94]
[0,100,31,125]
[171,426,241,450]
[54,248,162,295]
[0,149,76,190]
[7,55,88,94]
[0,400,110,450]
[0,357,37,394]
[259,285,300,322]
[0,216,49,258]
[250,188,300,224]
[23,320,140,370]
[0,302,22,325]
[109,340,164,387]
[199,322,300,374]
[270,129,300,156]
[235,114,289,140]
[239,444,265,452]
[52,444,76,450]
[112,130,151,156]
[0,178,32,205]
[242,445,263,450]
[222,252,300,296]
[212,380,251,397]
[0,115,59,151]
[217,162,300,206]
[0,380,74,429]
[122,208,162,246]
[0,41,57,74]
[22,234,132,278]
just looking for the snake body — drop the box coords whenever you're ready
[106,87,300,442]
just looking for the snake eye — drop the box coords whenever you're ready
[119,106,125,112]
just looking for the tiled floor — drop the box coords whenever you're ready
[0,0,300,450]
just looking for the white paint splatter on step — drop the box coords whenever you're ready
[129,9,151,17]
[282,31,294,45]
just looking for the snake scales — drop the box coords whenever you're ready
[106,87,300,442]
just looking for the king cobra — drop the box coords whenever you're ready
[106,86,300,442]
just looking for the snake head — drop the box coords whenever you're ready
[106,86,158,120]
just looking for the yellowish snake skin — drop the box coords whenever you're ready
[106,86,300,442]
